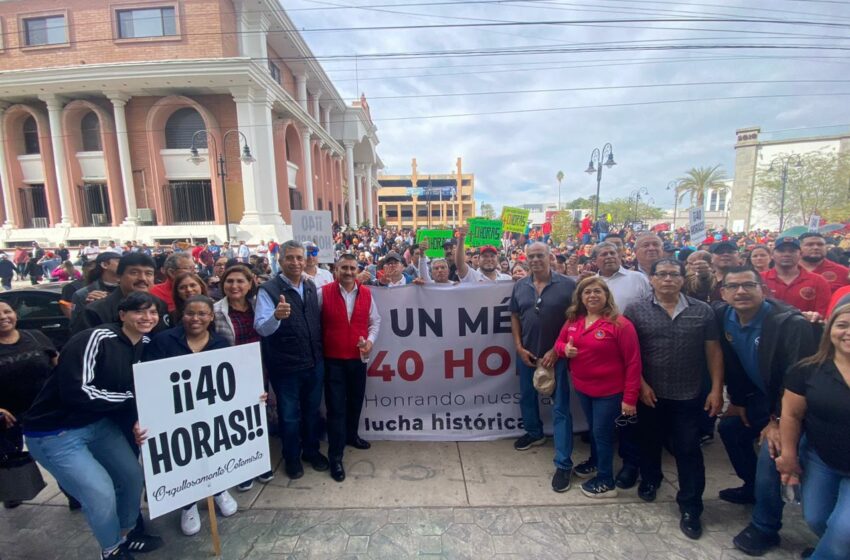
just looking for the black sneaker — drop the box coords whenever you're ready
[680,513,702,540]
[719,485,755,505]
[580,477,619,499]
[285,460,304,480]
[514,434,546,451]
[574,459,597,479]
[733,524,780,556]
[103,547,134,559]
[638,481,659,502]
[551,468,572,493]
[257,471,275,483]
[123,533,163,554]
[237,480,254,492]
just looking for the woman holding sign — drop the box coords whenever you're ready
[144,295,237,537]
[23,292,164,559]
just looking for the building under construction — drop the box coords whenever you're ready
[376,158,475,229]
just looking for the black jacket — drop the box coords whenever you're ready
[72,288,170,334]
[144,324,230,361]
[258,275,322,374]
[22,323,149,432]
[714,298,817,415]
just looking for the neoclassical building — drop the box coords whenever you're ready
[0,0,382,246]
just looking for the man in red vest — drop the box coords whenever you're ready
[318,253,381,482]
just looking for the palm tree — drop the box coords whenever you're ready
[675,165,728,208]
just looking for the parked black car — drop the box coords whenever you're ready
[0,283,70,349]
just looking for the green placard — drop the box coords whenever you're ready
[416,229,454,258]
[467,218,503,248]
[501,206,530,233]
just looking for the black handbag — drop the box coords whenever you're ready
[0,451,46,503]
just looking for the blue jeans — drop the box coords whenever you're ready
[801,439,850,560]
[516,355,573,470]
[25,418,143,551]
[576,391,621,484]
[269,363,325,464]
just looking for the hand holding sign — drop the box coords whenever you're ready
[274,296,291,320]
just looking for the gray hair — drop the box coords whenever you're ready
[430,258,448,267]
[280,240,303,257]
[164,253,192,272]
[590,242,619,259]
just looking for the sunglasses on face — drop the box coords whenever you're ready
[306,249,319,257]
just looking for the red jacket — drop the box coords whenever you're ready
[321,282,371,360]
[149,279,176,312]
[761,267,831,317]
[554,315,642,406]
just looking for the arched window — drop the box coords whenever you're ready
[80,111,102,151]
[164,108,206,149]
[23,116,40,155]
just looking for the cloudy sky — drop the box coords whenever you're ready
[282,0,850,211]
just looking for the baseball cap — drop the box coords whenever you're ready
[709,241,737,254]
[479,245,499,255]
[775,236,801,250]
[383,251,402,263]
[442,239,456,248]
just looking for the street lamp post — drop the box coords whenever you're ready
[556,170,564,210]
[629,187,648,227]
[188,129,255,243]
[768,155,803,232]
[666,180,681,230]
[584,143,616,222]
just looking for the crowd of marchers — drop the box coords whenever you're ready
[0,222,849,560]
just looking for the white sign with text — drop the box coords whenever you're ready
[689,206,706,246]
[291,210,334,263]
[134,344,270,518]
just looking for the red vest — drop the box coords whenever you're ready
[321,282,372,359]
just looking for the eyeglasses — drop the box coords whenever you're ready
[534,297,543,314]
[722,282,761,292]
[615,414,638,427]
[652,272,682,279]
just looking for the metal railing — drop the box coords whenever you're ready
[161,180,215,225]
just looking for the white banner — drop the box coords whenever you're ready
[363,283,586,441]
[688,206,706,246]
[134,344,271,519]
[291,210,334,263]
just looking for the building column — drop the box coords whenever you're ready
[323,107,331,132]
[344,142,355,228]
[0,104,15,227]
[301,129,314,210]
[354,171,363,225]
[106,93,138,224]
[295,74,308,112]
[40,95,72,225]
[365,164,373,226]
[232,89,283,225]
[311,90,321,121]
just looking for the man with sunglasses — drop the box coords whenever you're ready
[302,242,334,289]
[714,266,817,556]
[509,242,576,492]
[624,258,724,540]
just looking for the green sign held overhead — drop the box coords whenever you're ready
[416,229,454,258]
[466,218,503,248]
[501,206,530,234]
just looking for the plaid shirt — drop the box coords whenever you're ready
[213,298,259,346]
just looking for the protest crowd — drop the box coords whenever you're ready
[1,218,850,560]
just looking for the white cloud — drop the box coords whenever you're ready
[285,0,850,211]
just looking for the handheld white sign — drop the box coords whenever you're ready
[134,343,270,519]
[688,206,706,246]
[291,210,334,263]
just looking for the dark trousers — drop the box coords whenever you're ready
[269,364,324,464]
[638,397,706,516]
[324,358,367,461]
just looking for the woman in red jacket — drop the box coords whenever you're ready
[555,276,641,498]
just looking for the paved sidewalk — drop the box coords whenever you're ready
[0,440,817,559]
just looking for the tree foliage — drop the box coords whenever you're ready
[551,210,578,244]
[480,203,496,219]
[676,165,728,207]
[756,150,850,226]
